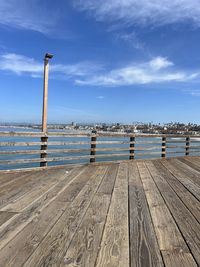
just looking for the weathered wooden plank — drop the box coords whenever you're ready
[146,161,200,265]
[0,141,45,147]
[177,157,200,173]
[55,166,99,203]
[0,167,85,251]
[0,131,90,137]
[152,160,200,223]
[135,146,164,151]
[135,141,161,144]
[62,195,111,267]
[0,171,30,189]
[162,251,198,267]
[0,201,68,266]
[128,162,164,267]
[137,162,189,252]
[60,165,118,267]
[22,166,108,267]
[0,155,92,165]
[95,163,129,267]
[48,141,90,146]
[136,151,164,156]
[95,153,130,158]
[0,150,44,155]
[0,131,199,140]
[0,131,45,137]
[160,160,200,201]
[0,166,98,266]
[0,158,45,165]
[97,164,119,195]
[182,156,200,168]
[0,211,18,227]
[168,158,200,186]
[0,169,73,212]
[0,168,64,209]
[95,147,130,152]
[95,141,130,144]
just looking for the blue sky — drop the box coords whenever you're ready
[1,0,200,124]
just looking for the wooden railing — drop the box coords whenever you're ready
[0,131,200,170]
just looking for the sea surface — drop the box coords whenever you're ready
[0,127,200,170]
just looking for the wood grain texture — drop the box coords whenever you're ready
[137,161,189,252]
[160,159,200,201]
[0,211,18,227]
[128,162,164,267]
[0,158,199,266]
[23,166,108,267]
[146,161,200,265]
[0,167,85,251]
[152,160,200,223]
[168,158,200,186]
[95,163,129,267]
[60,165,118,267]
[0,168,66,210]
[162,251,198,267]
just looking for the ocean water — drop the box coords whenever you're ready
[0,127,200,170]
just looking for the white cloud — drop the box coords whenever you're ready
[51,62,103,77]
[0,53,102,78]
[149,57,174,71]
[0,0,58,34]
[0,53,43,74]
[0,53,199,86]
[74,0,200,27]
[76,57,199,86]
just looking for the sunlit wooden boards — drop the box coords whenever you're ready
[0,157,199,266]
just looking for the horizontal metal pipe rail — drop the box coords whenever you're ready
[0,131,200,170]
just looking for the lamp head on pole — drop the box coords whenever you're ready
[45,53,53,59]
[44,53,54,63]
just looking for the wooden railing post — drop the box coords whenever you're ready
[90,130,97,163]
[40,136,48,167]
[161,136,166,158]
[185,136,190,156]
[129,136,135,160]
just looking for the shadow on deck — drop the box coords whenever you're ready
[0,156,200,266]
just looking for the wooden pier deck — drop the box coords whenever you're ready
[0,157,200,267]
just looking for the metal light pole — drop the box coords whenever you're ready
[42,53,53,132]
[40,53,53,167]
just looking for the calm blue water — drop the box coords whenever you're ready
[0,127,200,170]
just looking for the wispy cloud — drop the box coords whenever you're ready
[0,53,199,86]
[51,62,103,77]
[96,96,105,99]
[76,57,199,86]
[0,53,43,75]
[74,0,200,28]
[0,0,59,34]
[0,53,102,78]
[114,32,144,50]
